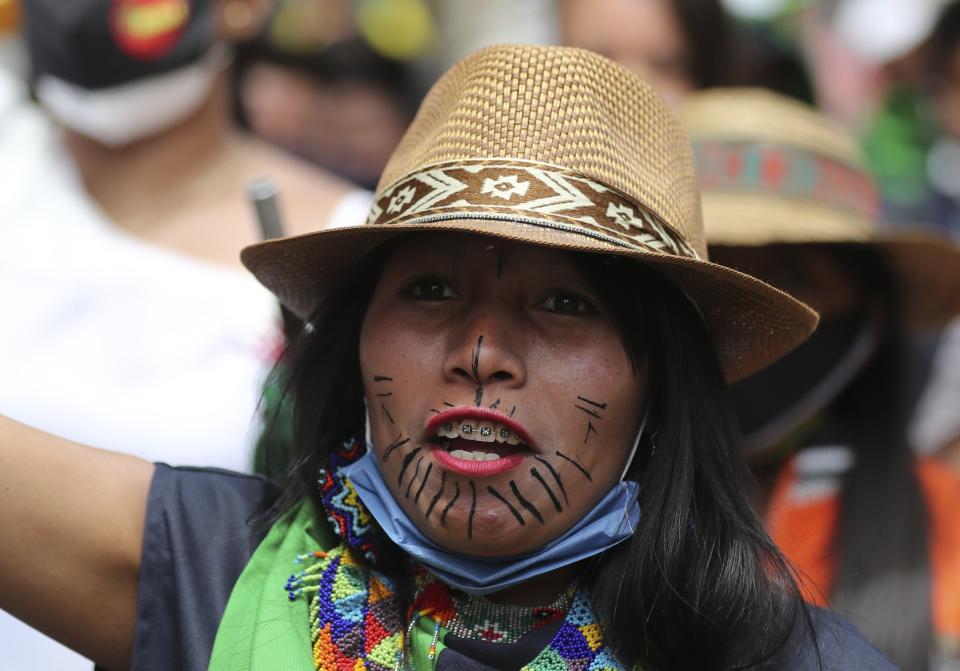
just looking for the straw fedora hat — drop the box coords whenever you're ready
[242,45,817,382]
[679,88,960,330]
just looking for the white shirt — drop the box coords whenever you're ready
[0,66,370,670]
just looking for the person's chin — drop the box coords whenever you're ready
[424,511,558,558]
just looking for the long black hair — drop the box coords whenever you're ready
[826,248,932,671]
[258,240,812,669]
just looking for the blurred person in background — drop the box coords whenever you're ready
[233,0,424,190]
[560,0,813,107]
[682,88,960,671]
[0,0,367,666]
[561,0,738,106]
[911,0,960,464]
[811,0,951,233]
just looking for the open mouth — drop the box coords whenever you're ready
[425,408,534,476]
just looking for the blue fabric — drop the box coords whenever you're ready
[341,449,641,596]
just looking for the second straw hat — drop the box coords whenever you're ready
[680,88,960,330]
[242,45,817,381]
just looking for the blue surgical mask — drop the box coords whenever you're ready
[341,450,641,596]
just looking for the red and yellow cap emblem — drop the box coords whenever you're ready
[110,0,190,61]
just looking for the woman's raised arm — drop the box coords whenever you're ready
[0,415,154,670]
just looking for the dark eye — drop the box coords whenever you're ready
[403,276,458,301]
[538,291,595,315]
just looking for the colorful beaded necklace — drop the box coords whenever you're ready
[284,439,629,670]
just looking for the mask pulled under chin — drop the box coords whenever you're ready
[341,449,641,596]
[35,45,227,147]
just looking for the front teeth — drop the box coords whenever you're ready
[437,421,522,445]
[449,449,502,461]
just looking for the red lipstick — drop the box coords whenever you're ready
[425,406,534,477]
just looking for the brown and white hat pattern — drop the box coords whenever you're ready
[242,46,819,381]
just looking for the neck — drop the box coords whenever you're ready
[62,73,235,225]
[485,564,580,607]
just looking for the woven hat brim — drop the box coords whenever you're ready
[241,222,818,383]
[703,194,960,329]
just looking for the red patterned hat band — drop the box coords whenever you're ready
[692,140,881,224]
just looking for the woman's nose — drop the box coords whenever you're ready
[441,311,526,397]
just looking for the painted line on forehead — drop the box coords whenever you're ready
[441,481,461,528]
[381,435,410,462]
[442,401,456,408]
[429,408,441,415]
[414,463,433,504]
[374,375,393,382]
[510,481,543,524]
[397,447,422,487]
[425,471,446,519]
[487,485,524,526]
[405,456,424,498]
[577,396,608,409]
[531,467,563,513]
[489,398,501,410]
[509,405,517,418]
[468,481,477,540]
[534,456,568,504]
[556,450,593,482]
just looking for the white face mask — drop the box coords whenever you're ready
[34,45,226,147]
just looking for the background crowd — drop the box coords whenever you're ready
[1,0,959,669]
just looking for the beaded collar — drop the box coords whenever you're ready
[285,439,629,670]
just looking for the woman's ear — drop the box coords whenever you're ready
[214,0,272,42]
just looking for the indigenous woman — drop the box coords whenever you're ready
[682,88,960,671]
[0,47,895,671]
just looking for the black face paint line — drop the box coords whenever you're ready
[575,396,606,444]
[376,392,393,397]
[555,450,593,482]
[429,408,441,415]
[509,405,517,418]
[471,335,485,407]
[574,404,603,420]
[576,396,608,410]
[442,401,456,408]
[381,435,410,462]
[414,463,433,504]
[440,481,461,527]
[425,471,447,519]
[530,467,563,513]
[397,447,423,487]
[404,456,424,498]
[381,402,395,425]
[510,480,544,524]
[488,398,501,410]
[583,421,598,444]
[373,375,394,382]
[468,481,478,539]
[534,456,569,504]
[487,485,525,526]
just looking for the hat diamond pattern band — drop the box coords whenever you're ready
[368,159,701,261]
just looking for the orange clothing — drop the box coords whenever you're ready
[767,456,960,637]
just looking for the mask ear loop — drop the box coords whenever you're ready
[619,403,651,482]
[363,399,373,454]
